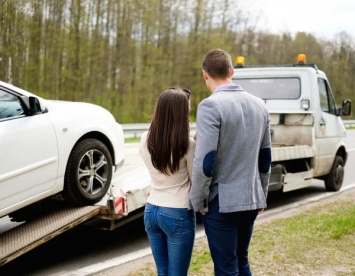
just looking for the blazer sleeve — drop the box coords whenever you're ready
[189,99,220,212]
[258,112,272,198]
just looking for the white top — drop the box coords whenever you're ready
[139,131,195,208]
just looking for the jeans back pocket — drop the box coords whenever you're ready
[158,209,186,238]
[144,209,152,231]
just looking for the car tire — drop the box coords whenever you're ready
[62,139,113,206]
[324,155,344,192]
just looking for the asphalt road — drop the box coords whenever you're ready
[0,131,354,276]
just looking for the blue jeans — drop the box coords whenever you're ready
[144,203,196,276]
[202,196,259,276]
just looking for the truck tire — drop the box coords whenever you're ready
[62,139,113,206]
[324,156,344,192]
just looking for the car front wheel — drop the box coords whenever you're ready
[63,139,113,206]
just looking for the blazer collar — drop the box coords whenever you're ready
[213,83,243,93]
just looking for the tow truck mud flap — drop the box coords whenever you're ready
[0,205,100,266]
[269,164,283,191]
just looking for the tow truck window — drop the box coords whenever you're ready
[318,78,336,114]
[232,77,300,100]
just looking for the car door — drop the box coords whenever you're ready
[0,88,58,217]
[313,77,346,176]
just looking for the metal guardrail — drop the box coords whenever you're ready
[121,123,149,138]
[122,120,355,138]
[344,120,355,128]
[122,123,197,138]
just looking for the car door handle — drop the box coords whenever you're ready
[319,118,326,126]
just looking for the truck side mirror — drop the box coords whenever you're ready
[341,99,351,116]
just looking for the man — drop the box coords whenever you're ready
[190,49,271,276]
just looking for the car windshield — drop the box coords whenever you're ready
[232,77,300,100]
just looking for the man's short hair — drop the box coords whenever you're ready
[202,49,233,79]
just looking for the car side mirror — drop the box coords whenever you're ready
[341,99,351,116]
[19,96,44,115]
[29,96,42,114]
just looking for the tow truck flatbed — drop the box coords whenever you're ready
[0,204,100,266]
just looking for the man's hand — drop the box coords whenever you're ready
[258,208,264,214]
[200,211,207,216]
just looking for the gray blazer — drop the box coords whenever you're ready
[190,83,271,213]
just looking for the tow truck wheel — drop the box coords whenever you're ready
[324,156,344,192]
[62,139,113,206]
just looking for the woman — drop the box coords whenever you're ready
[139,87,195,276]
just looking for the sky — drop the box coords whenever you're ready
[247,0,355,40]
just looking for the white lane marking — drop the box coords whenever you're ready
[52,248,152,276]
[54,230,207,276]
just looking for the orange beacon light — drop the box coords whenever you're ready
[236,56,245,67]
[297,54,306,65]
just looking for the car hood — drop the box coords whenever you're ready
[45,99,116,122]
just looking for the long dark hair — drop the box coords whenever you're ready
[147,88,190,175]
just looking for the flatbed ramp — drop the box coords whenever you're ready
[0,205,100,266]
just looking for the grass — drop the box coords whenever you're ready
[124,137,141,143]
[250,200,355,275]
[128,199,355,276]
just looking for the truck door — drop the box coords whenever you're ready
[313,78,346,176]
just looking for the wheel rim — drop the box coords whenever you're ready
[334,163,344,188]
[78,149,109,196]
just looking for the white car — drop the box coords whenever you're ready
[0,81,124,220]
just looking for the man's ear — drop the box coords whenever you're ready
[203,70,209,80]
[230,68,235,77]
